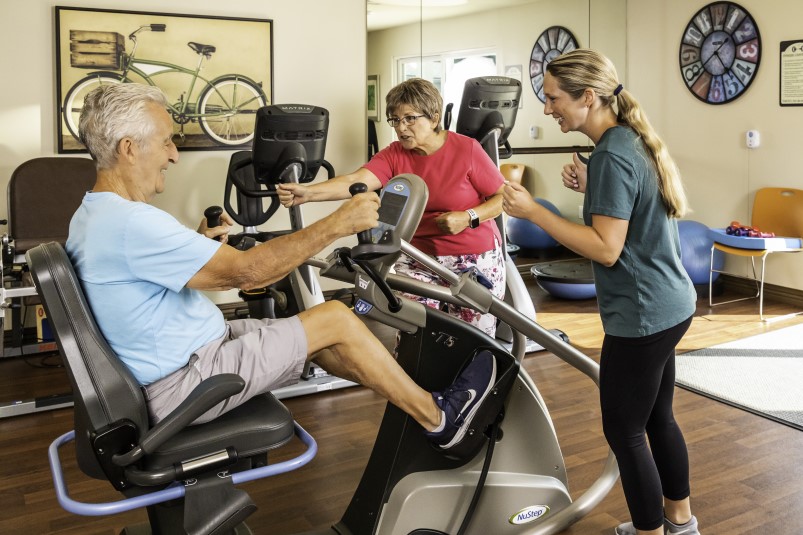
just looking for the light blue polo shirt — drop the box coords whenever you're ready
[66,192,226,385]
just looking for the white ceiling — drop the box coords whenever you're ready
[366,0,536,32]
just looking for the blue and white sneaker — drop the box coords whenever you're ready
[425,350,497,450]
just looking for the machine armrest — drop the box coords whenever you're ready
[113,374,245,466]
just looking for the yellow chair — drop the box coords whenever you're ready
[709,187,803,320]
[500,162,524,185]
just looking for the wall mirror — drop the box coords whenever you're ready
[366,0,628,153]
[366,0,627,214]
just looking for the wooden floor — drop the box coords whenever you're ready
[1,281,802,535]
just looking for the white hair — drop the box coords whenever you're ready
[78,83,169,169]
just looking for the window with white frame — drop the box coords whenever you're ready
[397,49,497,129]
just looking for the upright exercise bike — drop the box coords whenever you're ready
[448,75,566,355]
[205,103,355,399]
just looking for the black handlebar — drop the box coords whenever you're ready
[348,182,368,195]
[204,206,224,241]
[348,183,372,245]
[151,24,166,32]
[443,102,454,131]
[499,140,513,159]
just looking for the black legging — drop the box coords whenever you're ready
[599,315,693,531]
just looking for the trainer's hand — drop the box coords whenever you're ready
[198,212,234,244]
[502,181,537,220]
[435,211,470,235]
[332,192,380,237]
[561,152,587,193]
[277,183,311,207]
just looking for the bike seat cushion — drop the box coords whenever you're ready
[188,42,216,55]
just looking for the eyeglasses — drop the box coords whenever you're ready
[387,114,427,128]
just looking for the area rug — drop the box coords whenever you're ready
[676,323,803,431]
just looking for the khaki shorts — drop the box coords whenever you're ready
[143,316,307,425]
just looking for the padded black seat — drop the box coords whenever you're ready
[142,394,293,471]
[27,241,309,534]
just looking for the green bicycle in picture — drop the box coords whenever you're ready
[61,23,268,148]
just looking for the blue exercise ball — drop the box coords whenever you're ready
[677,220,724,284]
[507,198,561,250]
[531,259,596,300]
[536,279,597,300]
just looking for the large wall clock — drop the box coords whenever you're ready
[530,26,578,103]
[679,2,761,104]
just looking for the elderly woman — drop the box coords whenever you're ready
[278,78,506,337]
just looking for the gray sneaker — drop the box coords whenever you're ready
[615,516,699,535]
[614,521,637,535]
[665,516,699,534]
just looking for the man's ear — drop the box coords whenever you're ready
[117,137,136,163]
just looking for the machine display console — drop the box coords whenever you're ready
[369,183,412,243]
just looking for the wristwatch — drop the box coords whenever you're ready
[466,208,480,229]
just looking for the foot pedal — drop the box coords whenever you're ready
[184,475,257,535]
[441,348,519,461]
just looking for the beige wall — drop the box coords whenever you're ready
[629,0,803,290]
[367,0,618,221]
[1,0,801,300]
[0,0,366,304]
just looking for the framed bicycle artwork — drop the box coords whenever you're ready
[55,6,273,153]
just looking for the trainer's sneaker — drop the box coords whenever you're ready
[615,516,699,535]
[665,516,699,534]
[614,521,637,535]
[425,350,496,450]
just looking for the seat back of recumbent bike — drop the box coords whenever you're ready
[29,241,311,535]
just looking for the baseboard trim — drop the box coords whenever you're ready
[514,261,803,309]
[720,275,803,308]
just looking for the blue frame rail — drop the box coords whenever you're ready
[49,422,317,516]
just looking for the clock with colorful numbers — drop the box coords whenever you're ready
[679,2,761,104]
[530,26,579,103]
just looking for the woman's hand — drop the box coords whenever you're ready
[277,183,312,207]
[502,181,537,220]
[435,211,470,235]
[561,152,588,193]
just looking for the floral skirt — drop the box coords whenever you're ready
[394,240,506,337]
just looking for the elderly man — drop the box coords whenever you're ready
[65,83,495,451]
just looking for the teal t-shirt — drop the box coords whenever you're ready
[584,126,696,337]
[66,192,226,385]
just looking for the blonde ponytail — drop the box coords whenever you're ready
[548,49,688,218]
[616,90,688,218]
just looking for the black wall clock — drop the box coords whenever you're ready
[529,26,578,103]
[679,2,761,104]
